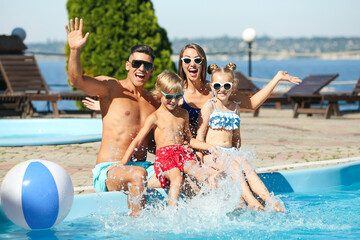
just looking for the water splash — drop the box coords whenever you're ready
[84,148,359,239]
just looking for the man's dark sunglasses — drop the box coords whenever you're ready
[131,60,153,70]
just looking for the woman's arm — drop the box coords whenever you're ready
[120,114,156,165]
[82,97,101,111]
[233,71,302,110]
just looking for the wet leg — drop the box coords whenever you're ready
[183,160,222,190]
[163,168,183,207]
[147,174,162,189]
[241,160,286,212]
[240,160,270,200]
[106,165,147,217]
[148,168,200,198]
[230,161,264,210]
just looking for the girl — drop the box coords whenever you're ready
[196,63,286,212]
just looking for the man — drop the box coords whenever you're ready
[66,18,159,217]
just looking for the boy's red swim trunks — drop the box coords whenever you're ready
[154,145,197,188]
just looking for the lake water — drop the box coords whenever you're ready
[36,59,360,112]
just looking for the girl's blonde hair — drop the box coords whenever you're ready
[153,70,184,99]
[207,63,237,83]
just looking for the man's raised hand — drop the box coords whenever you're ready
[65,18,89,50]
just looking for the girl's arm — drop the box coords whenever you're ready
[189,138,217,153]
[232,106,242,148]
[232,71,302,110]
[195,102,214,163]
[196,102,212,143]
[120,114,157,165]
[183,111,216,152]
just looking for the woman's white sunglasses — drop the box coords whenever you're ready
[181,57,202,65]
[212,82,233,91]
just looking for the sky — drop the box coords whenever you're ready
[0,0,359,44]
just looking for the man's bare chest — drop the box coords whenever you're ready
[103,96,156,124]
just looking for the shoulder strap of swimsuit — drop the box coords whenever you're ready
[233,101,241,112]
[209,98,217,111]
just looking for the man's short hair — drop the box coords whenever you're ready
[130,45,155,62]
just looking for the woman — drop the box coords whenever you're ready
[177,43,301,135]
[177,44,212,137]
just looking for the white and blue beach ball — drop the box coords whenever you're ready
[0,159,74,230]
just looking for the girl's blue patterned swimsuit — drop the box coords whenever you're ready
[208,100,240,130]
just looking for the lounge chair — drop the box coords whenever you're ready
[302,77,360,119]
[0,55,96,118]
[285,74,341,119]
[0,94,27,117]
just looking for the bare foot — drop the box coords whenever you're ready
[207,170,225,190]
[129,211,141,217]
[270,200,286,213]
[266,196,286,213]
[207,174,218,191]
[247,199,265,211]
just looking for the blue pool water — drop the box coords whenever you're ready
[0,119,102,146]
[0,161,359,239]
[0,184,359,239]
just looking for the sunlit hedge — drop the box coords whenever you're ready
[66,0,175,108]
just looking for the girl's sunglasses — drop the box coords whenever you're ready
[181,57,202,65]
[161,91,184,100]
[212,82,233,91]
[131,60,153,70]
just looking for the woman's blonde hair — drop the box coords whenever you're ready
[207,63,237,83]
[178,43,207,87]
[153,70,184,99]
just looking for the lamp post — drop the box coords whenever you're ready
[242,28,256,78]
[11,28,26,41]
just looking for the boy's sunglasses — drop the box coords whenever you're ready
[161,91,184,100]
[131,60,153,70]
[212,82,233,91]
[181,57,202,65]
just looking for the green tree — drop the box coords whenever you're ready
[66,0,175,107]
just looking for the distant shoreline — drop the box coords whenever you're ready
[32,54,360,62]
[171,54,360,61]
[27,36,360,61]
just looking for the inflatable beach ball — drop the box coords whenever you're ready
[0,159,74,230]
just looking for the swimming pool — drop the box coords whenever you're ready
[0,161,359,239]
[0,119,102,146]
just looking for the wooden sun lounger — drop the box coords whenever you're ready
[286,74,341,119]
[0,94,28,117]
[299,77,360,119]
[0,55,96,118]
